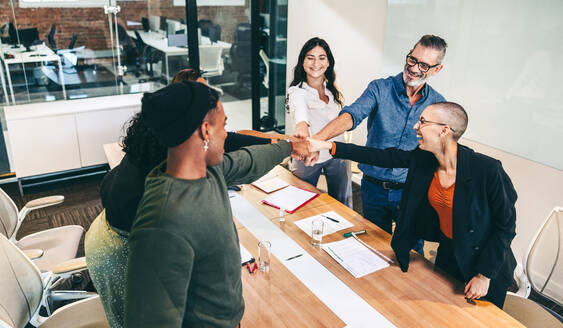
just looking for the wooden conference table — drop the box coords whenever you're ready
[235,166,523,328]
[102,143,522,327]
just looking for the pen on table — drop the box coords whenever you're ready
[321,214,339,223]
[351,232,394,264]
[251,263,257,273]
[285,254,303,261]
[246,262,253,274]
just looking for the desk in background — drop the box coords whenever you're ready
[1,43,66,105]
[126,30,231,83]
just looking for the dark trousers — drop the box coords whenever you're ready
[435,235,509,308]
[361,177,424,255]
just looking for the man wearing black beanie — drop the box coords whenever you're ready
[124,81,309,327]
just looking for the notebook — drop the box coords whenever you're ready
[262,185,319,213]
[240,243,254,266]
[251,176,289,193]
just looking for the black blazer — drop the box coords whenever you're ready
[333,142,517,284]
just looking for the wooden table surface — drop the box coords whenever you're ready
[237,166,523,328]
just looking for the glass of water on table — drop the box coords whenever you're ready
[311,218,325,247]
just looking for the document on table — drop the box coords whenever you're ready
[322,238,389,278]
[295,211,353,237]
[262,185,319,213]
[251,176,289,193]
[240,243,254,266]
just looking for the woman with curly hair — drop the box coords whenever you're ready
[85,69,272,328]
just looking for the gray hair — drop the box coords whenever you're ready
[432,102,468,140]
[414,35,448,63]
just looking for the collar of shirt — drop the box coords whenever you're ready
[299,81,335,104]
[392,72,429,100]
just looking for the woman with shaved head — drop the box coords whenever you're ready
[309,101,517,308]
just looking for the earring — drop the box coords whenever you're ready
[204,140,209,152]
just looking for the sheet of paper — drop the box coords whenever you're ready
[262,185,318,213]
[295,211,354,237]
[240,243,254,265]
[322,238,389,278]
[251,176,289,193]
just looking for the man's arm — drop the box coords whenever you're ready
[313,112,354,141]
[221,140,308,186]
[125,228,194,327]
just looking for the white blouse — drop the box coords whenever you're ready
[286,81,345,163]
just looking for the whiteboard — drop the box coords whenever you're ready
[382,0,563,170]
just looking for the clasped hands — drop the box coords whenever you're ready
[289,136,334,166]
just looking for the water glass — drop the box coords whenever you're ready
[258,241,271,272]
[311,218,324,247]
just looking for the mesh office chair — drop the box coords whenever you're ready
[0,187,83,273]
[504,207,563,327]
[0,234,104,328]
[199,45,224,78]
[46,25,57,51]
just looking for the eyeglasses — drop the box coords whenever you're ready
[417,117,455,132]
[406,54,440,73]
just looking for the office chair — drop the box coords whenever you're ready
[199,45,224,78]
[132,30,161,78]
[68,33,77,50]
[230,23,252,95]
[47,25,57,51]
[503,207,563,326]
[116,24,138,76]
[198,19,221,43]
[0,234,104,328]
[0,187,83,273]
[259,49,269,89]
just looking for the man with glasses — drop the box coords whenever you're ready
[310,35,447,254]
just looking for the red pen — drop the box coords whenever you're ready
[246,262,253,274]
[251,263,257,273]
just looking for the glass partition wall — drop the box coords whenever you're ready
[0,0,287,177]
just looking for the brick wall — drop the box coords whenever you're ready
[1,1,249,50]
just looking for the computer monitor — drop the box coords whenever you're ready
[167,20,180,36]
[19,27,40,51]
[160,16,168,33]
[149,15,160,32]
[141,17,150,32]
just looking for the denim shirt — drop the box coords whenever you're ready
[341,72,445,183]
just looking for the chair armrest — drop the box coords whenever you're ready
[23,249,44,260]
[24,195,64,211]
[52,257,87,275]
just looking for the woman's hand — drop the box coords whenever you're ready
[308,138,332,153]
[294,121,310,139]
[464,273,490,300]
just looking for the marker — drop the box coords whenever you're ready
[343,230,366,238]
[285,254,303,261]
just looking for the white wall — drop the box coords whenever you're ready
[286,0,388,144]
[287,0,563,267]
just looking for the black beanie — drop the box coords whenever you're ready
[141,81,213,147]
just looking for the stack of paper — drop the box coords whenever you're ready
[240,244,254,265]
[251,176,289,193]
[294,211,353,237]
[262,185,318,213]
[322,238,389,278]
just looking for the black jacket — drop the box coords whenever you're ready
[333,142,517,283]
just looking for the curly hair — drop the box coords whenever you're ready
[120,112,167,175]
[119,69,220,174]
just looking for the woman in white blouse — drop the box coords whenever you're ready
[286,37,352,207]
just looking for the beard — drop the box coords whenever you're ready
[403,66,429,87]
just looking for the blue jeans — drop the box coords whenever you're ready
[291,158,352,208]
[361,177,424,255]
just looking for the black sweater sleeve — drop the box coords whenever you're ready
[224,132,270,152]
[332,142,413,168]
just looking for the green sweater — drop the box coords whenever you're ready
[124,141,291,327]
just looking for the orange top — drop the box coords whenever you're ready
[330,141,337,156]
[428,171,455,239]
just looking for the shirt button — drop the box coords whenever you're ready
[473,246,480,251]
